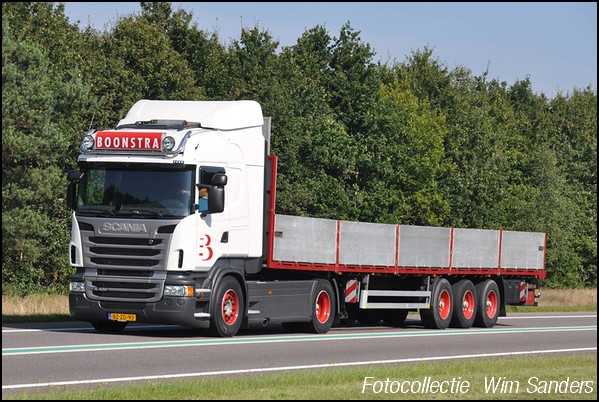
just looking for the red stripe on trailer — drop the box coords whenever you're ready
[394,224,400,275]
[268,260,544,277]
[541,233,548,280]
[448,227,455,274]
[498,230,504,274]
[335,220,341,273]
[266,156,278,268]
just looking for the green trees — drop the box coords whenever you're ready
[2,3,92,293]
[2,3,596,292]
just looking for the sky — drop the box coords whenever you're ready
[62,2,597,98]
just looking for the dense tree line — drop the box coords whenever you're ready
[2,3,596,294]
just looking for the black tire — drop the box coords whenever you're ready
[210,276,244,337]
[383,309,409,326]
[450,279,477,328]
[307,279,336,334]
[420,277,453,329]
[91,321,127,333]
[474,279,500,328]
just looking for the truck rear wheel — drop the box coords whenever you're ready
[450,279,477,328]
[307,280,336,333]
[474,279,500,328]
[210,276,244,337]
[420,277,453,329]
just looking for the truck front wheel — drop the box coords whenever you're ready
[210,276,244,337]
[308,280,336,334]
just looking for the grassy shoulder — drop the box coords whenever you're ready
[4,354,596,400]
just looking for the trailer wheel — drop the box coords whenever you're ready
[474,279,500,328]
[210,276,244,337]
[383,309,409,326]
[450,279,477,328]
[420,277,453,329]
[307,280,336,333]
[91,321,127,333]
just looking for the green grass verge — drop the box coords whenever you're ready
[4,354,596,400]
[506,305,597,313]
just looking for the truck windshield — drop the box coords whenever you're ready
[75,164,195,218]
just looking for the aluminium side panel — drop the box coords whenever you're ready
[339,221,396,266]
[272,214,337,264]
[398,225,451,268]
[452,228,500,268]
[501,231,545,270]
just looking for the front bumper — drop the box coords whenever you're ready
[69,292,210,329]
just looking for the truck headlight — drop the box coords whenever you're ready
[164,285,194,297]
[70,281,85,293]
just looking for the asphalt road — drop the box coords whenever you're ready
[2,312,596,396]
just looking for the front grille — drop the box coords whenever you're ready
[84,270,167,302]
[89,237,163,246]
[82,232,167,271]
[90,247,160,256]
[90,257,160,267]
[77,217,179,302]
[97,269,154,277]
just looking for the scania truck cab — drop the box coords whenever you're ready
[68,100,270,336]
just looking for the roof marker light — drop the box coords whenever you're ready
[81,135,95,151]
[163,136,175,151]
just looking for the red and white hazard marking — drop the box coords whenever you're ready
[345,280,358,303]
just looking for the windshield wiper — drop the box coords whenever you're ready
[120,208,164,218]
[77,207,116,217]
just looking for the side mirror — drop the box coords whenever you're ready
[67,170,84,182]
[66,170,83,210]
[207,187,225,214]
[211,173,227,186]
[198,173,227,216]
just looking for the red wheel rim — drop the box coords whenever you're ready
[438,289,451,320]
[315,290,331,324]
[485,289,497,318]
[221,289,239,325]
[462,290,475,320]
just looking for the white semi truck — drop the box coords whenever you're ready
[67,100,546,337]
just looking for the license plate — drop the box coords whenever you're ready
[108,313,136,322]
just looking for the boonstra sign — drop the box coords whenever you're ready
[95,131,162,150]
